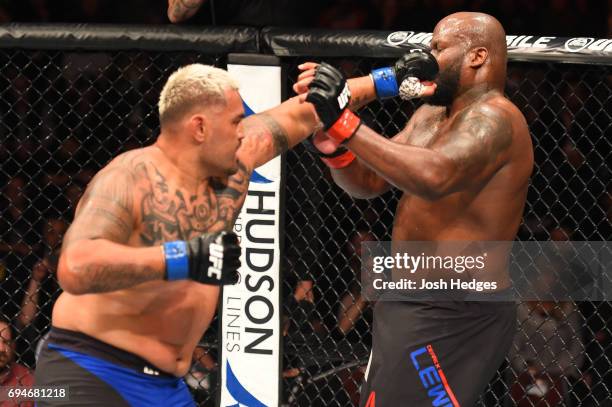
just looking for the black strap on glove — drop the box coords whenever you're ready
[164,231,241,285]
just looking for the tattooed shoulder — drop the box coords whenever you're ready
[239,113,289,168]
[64,164,137,248]
[458,104,513,155]
[253,113,289,156]
[212,160,250,198]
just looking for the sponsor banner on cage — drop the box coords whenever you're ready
[385,31,612,52]
[385,31,612,62]
[221,59,282,407]
[361,241,612,302]
[263,28,612,63]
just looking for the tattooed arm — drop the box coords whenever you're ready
[345,103,514,200]
[237,96,319,170]
[58,166,165,295]
[167,0,205,23]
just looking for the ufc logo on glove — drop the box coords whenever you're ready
[208,242,224,280]
[337,83,351,110]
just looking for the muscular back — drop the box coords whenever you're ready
[53,146,253,375]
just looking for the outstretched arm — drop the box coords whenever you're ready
[236,95,319,171]
[167,0,205,23]
[294,63,378,111]
[237,73,419,173]
[58,167,165,294]
[294,64,388,198]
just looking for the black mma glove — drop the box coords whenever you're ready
[163,231,240,285]
[305,63,362,144]
[371,48,439,100]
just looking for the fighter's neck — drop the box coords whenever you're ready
[152,139,216,190]
[448,83,501,116]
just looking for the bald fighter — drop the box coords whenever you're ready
[299,13,533,406]
[34,64,318,406]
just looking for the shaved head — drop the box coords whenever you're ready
[426,12,508,106]
[436,12,507,64]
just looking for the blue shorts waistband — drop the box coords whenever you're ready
[47,326,176,379]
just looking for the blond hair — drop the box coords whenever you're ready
[158,64,239,126]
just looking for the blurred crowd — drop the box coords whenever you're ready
[0,1,610,406]
[0,0,609,37]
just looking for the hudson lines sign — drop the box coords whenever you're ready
[222,59,282,407]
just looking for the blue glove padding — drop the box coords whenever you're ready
[371,67,399,99]
[371,49,439,99]
[164,231,240,285]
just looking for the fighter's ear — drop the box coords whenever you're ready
[190,113,209,143]
[468,47,488,68]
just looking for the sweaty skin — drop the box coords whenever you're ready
[301,13,533,287]
[53,89,317,376]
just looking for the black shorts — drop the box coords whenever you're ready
[34,327,195,407]
[360,298,517,407]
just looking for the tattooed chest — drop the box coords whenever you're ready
[131,160,250,245]
[138,188,244,245]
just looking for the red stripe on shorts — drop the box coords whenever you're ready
[426,344,461,407]
[365,391,376,407]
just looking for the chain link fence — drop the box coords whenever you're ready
[0,29,610,407]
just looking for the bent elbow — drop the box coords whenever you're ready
[57,247,91,295]
[418,165,453,201]
[330,172,387,200]
[337,185,385,200]
[421,180,447,201]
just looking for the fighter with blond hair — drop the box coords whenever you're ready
[34,64,319,406]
